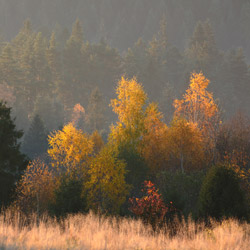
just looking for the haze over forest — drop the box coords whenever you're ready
[0,2,250,240]
[0,0,250,58]
[0,0,249,136]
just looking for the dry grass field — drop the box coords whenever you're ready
[0,211,249,250]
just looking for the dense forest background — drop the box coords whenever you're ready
[0,0,249,137]
[0,0,250,59]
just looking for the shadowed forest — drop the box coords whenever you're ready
[0,1,250,249]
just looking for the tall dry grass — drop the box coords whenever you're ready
[0,210,249,250]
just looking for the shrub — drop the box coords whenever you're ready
[129,181,175,229]
[157,170,205,219]
[49,174,87,217]
[15,159,55,215]
[199,164,248,220]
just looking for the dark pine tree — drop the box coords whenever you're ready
[22,114,48,160]
[0,101,28,208]
[86,87,106,133]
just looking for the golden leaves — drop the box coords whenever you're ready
[109,77,147,148]
[86,145,129,213]
[174,72,218,129]
[48,123,94,174]
[141,102,168,172]
[166,117,205,172]
[15,159,55,213]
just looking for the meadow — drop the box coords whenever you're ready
[0,211,249,250]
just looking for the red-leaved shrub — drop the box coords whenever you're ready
[129,181,175,229]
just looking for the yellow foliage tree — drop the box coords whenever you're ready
[110,77,172,175]
[167,118,204,173]
[90,130,104,155]
[174,72,219,133]
[15,159,55,215]
[48,123,94,176]
[85,145,130,214]
[141,102,168,172]
[109,77,147,149]
[174,72,219,161]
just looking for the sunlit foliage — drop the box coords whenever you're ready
[174,72,219,133]
[166,117,204,173]
[90,130,104,155]
[174,72,219,162]
[141,103,168,172]
[15,159,54,214]
[129,181,175,229]
[109,77,147,149]
[48,123,93,175]
[86,145,129,214]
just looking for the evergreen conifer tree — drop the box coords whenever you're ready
[0,101,27,208]
[63,19,85,107]
[86,87,106,132]
[22,114,48,160]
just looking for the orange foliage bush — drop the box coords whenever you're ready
[129,181,175,229]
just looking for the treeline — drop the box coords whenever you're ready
[0,73,249,223]
[0,0,250,58]
[0,18,250,142]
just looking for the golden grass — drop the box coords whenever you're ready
[0,211,249,250]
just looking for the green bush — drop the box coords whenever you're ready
[199,165,248,220]
[157,170,205,218]
[49,175,87,217]
[118,145,148,194]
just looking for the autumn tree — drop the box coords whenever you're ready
[47,123,93,176]
[216,112,250,202]
[167,118,204,173]
[141,102,168,173]
[174,72,218,129]
[110,77,174,182]
[129,181,175,229]
[90,130,104,155]
[109,77,149,187]
[15,159,55,215]
[109,77,147,150]
[86,145,129,214]
[216,112,250,162]
[174,72,219,159]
